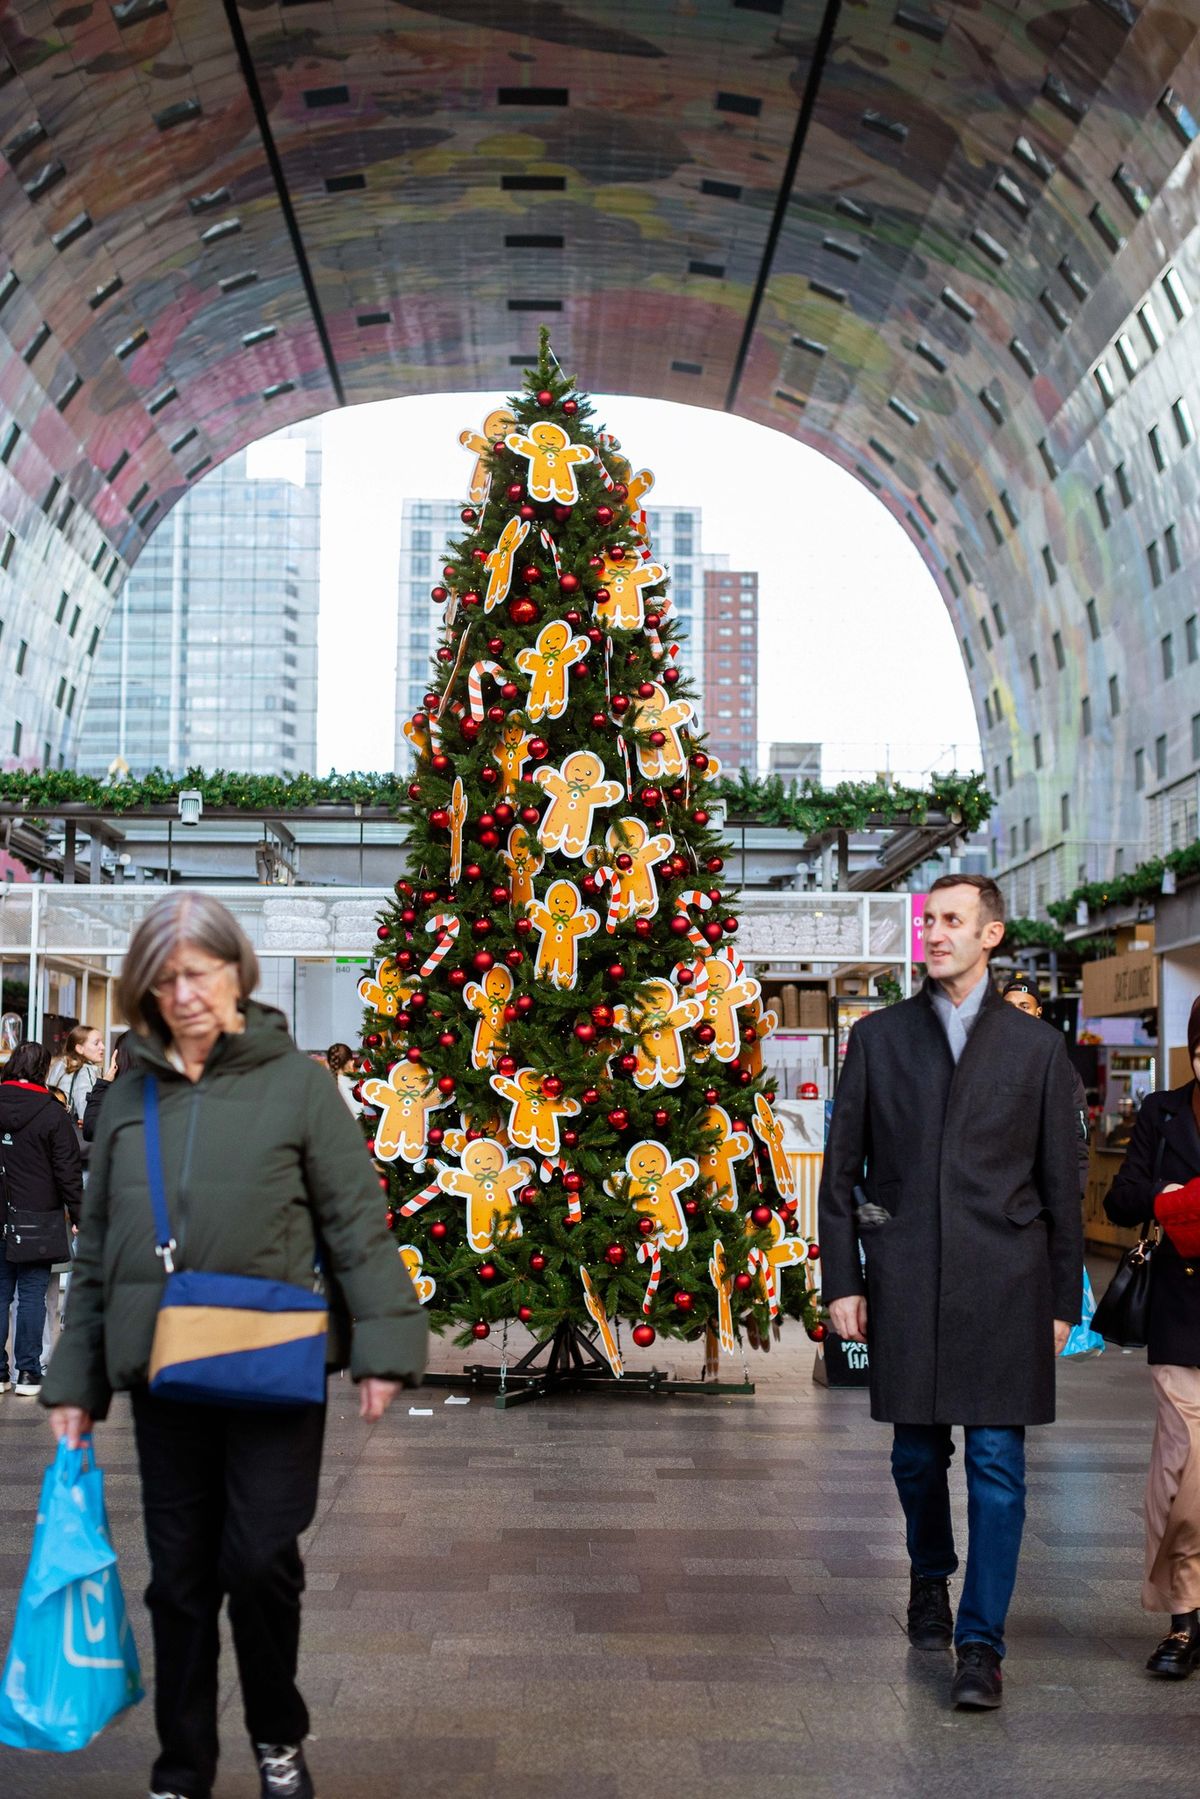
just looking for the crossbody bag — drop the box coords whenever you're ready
[142,1075,328,1407]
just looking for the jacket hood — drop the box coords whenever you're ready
[0,1082,60,1124]
[131,999,296,1080]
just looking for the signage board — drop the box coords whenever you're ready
[1081,949,1158,1018]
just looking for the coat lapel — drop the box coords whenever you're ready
[1158,1085,1200,1174]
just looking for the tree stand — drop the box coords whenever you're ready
[423,1319,755,1410]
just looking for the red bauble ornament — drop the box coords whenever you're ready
[395,950,414,969]
[508,596,539,626]
[641,787,662,810]
[695,1024,717,1046]
[808,1323,828,1343]
[436,646,454,663]
[617,1052,638,1075]
[448,968,467,989]
[494,803,515,824]
[407,781,422,801]
[437,1075,456,1096]
[693,809,710,827]
[542,1074,564,1098]
[497,1054,518,1076]
[461,506,477,524]
[808,1242,821,1260]
[607,1107,630,1130]
[580,873,599,897]
[703,1087,719,1104]
[703,921,724,945]
[555,505,573,522]
[596,505,614,526]
[437,1030,456,1048]
[478,1262,497,1283]
[588,554,604,569]
[517,1305,534,1324]
[750,1204,773,1227]
[707,856,724,874]
[563,1171,583,1194]
[636,681,654,699]
[606,963,626,983]
[605,1244,626,1267]
[515,916,533,937]
[632,1322,655,1347]
[610,693,630,715]
[376,924,390,942]
[530,1253,547,1272]
[520,804,541,825]
[650,730,666,748]
[426,1125,443,1145]
[478,828,499,848]
[365,1033,382,1049]
[734,1271,754,1293]
[507,482,523,501]
[519,504,536,522]
[472,1321,490,1340]
[669,915,691,937]
[723,918,739,935]
[634,919,652,940]
[516,995,534,1015]
[520,1184,538,1204]
[611,545,627,563]
[462,590,481,608]
[527,737,549,760]
[471,916,492,937]
[560,572,580,594]
[586,627,603,647]
[430,753,451,773]
[520,564,541,586]
[464,862,482,882]
[430,1220,448,1241]
[652,1108,670,1129]
[563,398,579,415]
[460,718,481,742]
[471,949,495,972]
[562,1129,579,1148]
[663,667,680,685]
[562,1214,579,1230]
[673,1291,695,1312]
[429,809,450,830]
[637,1217,656,1237]
[591,1003,615,1028]
[591,711,609,729]
[574,1021,596,1044]
[430,585,448,604]
[582,1086,600,1105]
[536,388,554,407]
[491,884,510,905]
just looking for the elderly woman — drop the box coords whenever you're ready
[1104,995,1200,1680]
[42,893,426,1799]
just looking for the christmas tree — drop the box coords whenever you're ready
[357,330,821,1371]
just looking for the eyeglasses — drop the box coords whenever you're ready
[149,964,232,999]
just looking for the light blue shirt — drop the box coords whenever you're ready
[930,973,990,1064]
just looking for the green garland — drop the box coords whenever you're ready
[1002,918,1116,961]
[715,768,992,835]
[1046,838,1200,926]
[0,765,993,833]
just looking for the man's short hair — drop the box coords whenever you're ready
[926,872,1006,928]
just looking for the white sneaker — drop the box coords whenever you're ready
[0,1379,10,1394]
[14,1373,41,1397]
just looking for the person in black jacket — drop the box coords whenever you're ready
[0,1041,83,1396]
[80,1030,135,1142]
[1105,996,1200,1680]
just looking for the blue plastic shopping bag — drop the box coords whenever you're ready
[1063,1267,1106,1358]
[0,1438,142,1751]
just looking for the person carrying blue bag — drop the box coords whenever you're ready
[0,1437,142,1751]
[40,892,428,1799]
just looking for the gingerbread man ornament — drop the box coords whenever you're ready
[516,619,590,722]
[742,999,779,1079]
[493,717,535,798]
[357,958,413,1019]
[533,750,623,859]
[504,823,544,910]
[752,1094,797,1202]
[490,1066,582,1157]
[594,554,665,633]
[458,407,515,505]
[630,680,695,780]
[505,420,594,506]
[604,1139,698,1252]
[586,818,673,926]
[697,952,762,1064]
[437,1139,532,1254]
[485,515,531,611]
[697,1103,753,1212]
[527,879,600,989]
[398,1244,436,1305]
[462,963,513,1068]
[747,1210,808,1316]
[580,1266,624,1377]
[361,1061,450,1168]
[447,776,468,886]
[708,1239,736,1354]
[612,976,703,1091]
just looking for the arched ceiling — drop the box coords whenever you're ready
[2,0,1199,904]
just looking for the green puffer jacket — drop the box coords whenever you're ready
[41,1003,427,1418]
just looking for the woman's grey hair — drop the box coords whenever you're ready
[117,892,260,1035]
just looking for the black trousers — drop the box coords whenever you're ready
[130,1388,326,1799]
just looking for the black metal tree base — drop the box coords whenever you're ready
[422,1319,755,1410]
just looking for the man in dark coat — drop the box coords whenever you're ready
[818,874,1083,1710]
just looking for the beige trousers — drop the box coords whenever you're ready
[1144,1363,1200,1614]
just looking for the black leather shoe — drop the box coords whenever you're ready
[1146,1629,1200,1679]
[907,1572,953,1649]
[951,1641,1003,1708]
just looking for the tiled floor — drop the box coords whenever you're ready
[0,1322,1197,1798]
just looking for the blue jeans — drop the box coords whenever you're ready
[0,1255,51,1378]
[891,1423,1026,1657]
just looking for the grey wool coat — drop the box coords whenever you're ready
[818,978,1084,1426]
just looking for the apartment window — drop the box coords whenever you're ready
[1095,482,1111,528]
[1163,632,1175,679]
[1081,695,1092,736]
[1094,361,1116,406]
[985,508,1004,546]
[1005,755,1014,789]
[1033,733,1043,769]
[1009,824,1018,860]
[1040,289,1071,332]
[1029,651,1041,691]
[1037,438,1058,478]
[10,722,19,757]
[961,634,974,669]
[1115,461,1134,506]
[1009,337,1037,377]
[1149,540,1164,588]
[984,695,993,730]
[1173,398,1195,447]
[993,764,1002,796]
[1109,674,1120,717]
[1166,524,1181,573]
[1150,424,1167,471]
[54,592,67,625]
[1160,86,1200,146]
[1139,301,1165,351]
[1187,614,1199,664]
[1156,734,1168,780]
[1052,630,1065,670]
[1163,265,1191,321]
[1041,544,1058,585]
[1086,597,1100,641]
[1193,714,1200,762]
[1115,332,1139,378]
[1023,818,1032,853]
[1061,793,1071,832]
[1134,747,1145,791]
[992,603,1006,639]
[14,639,27,674]
[980,615,993,652]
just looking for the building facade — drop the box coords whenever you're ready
[701,568,758,774]
[394,499,736,769]
[76,422,320,777]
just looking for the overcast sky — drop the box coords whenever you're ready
[317,392,982,780]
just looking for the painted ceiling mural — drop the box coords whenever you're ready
[1,0,1199,899]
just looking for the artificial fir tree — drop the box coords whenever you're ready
[357,331,822,1371]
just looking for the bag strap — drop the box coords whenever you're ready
[142,1076,178,1273]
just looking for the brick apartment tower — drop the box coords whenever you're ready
[701,567,758,773]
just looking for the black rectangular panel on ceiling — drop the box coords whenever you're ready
[505,235,564,249]
[357,311,391,326]
[501,176,565,191]
[716,93,762,117]
[508,299,561,311]
[497,89,568,106]
[325,175,366,192]
[701,179,741,200]
[304,86,350,109]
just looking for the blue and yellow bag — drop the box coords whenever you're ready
[143,1076,327,1407]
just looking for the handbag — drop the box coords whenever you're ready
[1092,1131,1167,1349]
[142,1076,328,1407]
[1,1102,71,1264]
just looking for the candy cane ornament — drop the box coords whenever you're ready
[637,1235,662,1313]
[467,658,506,722]
[538,528,562,579]
[399,1173,443,1218]
[419,914,460,977]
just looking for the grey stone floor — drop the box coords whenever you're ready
[0,1318,1197,1798]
